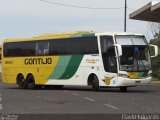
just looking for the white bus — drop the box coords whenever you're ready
[2,31,158,91]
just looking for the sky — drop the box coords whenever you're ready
[0,0,159,44]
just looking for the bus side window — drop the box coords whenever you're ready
[100,36,117,73]
[36,42,49,55]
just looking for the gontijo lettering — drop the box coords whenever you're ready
[24,58,52,65]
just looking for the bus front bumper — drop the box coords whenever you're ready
[117,77,152,86]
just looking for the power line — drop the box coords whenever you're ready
[39,0,124,10]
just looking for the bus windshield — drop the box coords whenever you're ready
[115,35,151,72]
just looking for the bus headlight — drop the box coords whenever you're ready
[118,73,128,78]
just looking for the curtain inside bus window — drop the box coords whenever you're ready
[36,41,49,55]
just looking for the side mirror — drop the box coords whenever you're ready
[113,44,122,57]
[149,44,158,57]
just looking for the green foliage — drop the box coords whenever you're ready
[150,32,160,79]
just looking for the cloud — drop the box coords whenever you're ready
[0,0,155,44]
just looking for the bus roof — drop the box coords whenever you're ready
[95,32,143,36]
[3,31,143,43]
[3,31,95,43]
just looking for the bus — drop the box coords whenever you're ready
[2,31,158,91]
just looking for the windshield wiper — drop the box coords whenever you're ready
[137,49,147,71]
[133,47,139,71]
[139,58,146,71]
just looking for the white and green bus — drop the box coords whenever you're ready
[2,31,158,91]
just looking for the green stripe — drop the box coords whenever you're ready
[70,33,95,38]
[59,55,83,79]
[138,71,148,78]
[82,33,95,37]
[48,55,83,80]
[71,34,83,38]
[48,56,71,79]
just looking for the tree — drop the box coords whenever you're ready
[149,22,160,79]
[148,22,160,38]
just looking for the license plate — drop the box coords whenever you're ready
[135,81,141,84]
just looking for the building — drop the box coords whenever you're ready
[129,1,160,22]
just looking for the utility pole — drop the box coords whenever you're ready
[124,0,127,32]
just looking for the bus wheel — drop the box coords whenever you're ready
[120,87,127,92]
[26,74,36,89]
[92,76,99,91]
[17,74,27,89]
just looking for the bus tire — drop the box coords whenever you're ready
[92,75,99,91]
[17,74,27,89]
[26,74,36,89]
[120,87,127,92]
